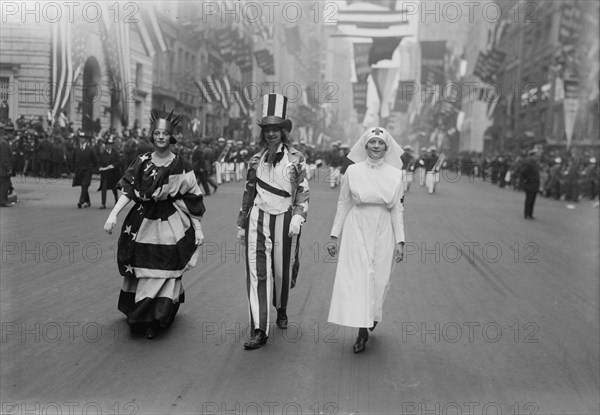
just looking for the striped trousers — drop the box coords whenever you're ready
[245,206,295,336]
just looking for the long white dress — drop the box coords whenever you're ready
[328,158,405,328]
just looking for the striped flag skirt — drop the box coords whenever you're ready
[117,199,199,328]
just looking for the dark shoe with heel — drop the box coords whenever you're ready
[353,329,369,353]
[244,329,267,350]
[369,321,378,332]
[276,308,288,329]
[145,326,156,339]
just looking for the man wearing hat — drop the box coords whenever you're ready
[327,141,342,188]
[97,135,122,209]
[520,149,541,219]
[424,146,439,194]
[72,131,98,208]
[236,93,310,350]
[400,145,415,193]
[0,127,15,207]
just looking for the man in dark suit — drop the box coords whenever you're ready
[1,131,15,207]
[97,136,121,209]
[72,132,98,208]
[36,133,53,177]
[519,149,541,219]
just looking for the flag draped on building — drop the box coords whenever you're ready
[51,17,72,122]
[52,20,88,121]
[100,16,131,127]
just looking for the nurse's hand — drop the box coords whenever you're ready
[394,242,405,263]
[327,236,338,257]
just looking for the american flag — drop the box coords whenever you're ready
[100,15,131,126]
[215,77,229,109]
[233,90,248,116]
[51,17,72,121]
[194,77,213,104]
[71,22,88,84]
[195,76,222,104]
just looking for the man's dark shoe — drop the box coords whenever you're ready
[244,329,267,350]
[276,308,288,329]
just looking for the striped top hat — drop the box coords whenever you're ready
[257,93,292,132]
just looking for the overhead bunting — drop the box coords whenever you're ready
[335,3,416,38]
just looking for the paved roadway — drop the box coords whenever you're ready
[1,170,598,415]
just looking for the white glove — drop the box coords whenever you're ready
[288,215,304,236]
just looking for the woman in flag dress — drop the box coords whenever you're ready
[103,109,205,339]
[327,127,405,353]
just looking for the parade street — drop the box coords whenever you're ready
[1,173,598,415]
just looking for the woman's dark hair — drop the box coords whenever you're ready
[150,130,177,145]
[258,127,292,148]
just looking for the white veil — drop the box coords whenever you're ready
[347,127,404,170]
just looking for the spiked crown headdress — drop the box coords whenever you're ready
[149,107,182,135]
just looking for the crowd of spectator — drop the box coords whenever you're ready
[447,150,599,202]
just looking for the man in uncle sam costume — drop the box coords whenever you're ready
[236,93,310,350]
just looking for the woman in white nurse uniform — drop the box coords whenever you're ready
[327,127,406,353]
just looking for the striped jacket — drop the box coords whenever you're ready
[237,146,310,228]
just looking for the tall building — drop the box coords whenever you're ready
[1,5,156,133]
[489,0,599,154]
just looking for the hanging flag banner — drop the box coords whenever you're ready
[284,25,302,55]
[394,80,414,113]
[420,41,446,95]
[353,82,369,111]
[353,42,372,84]
[368,37,401,66]
[563,79,579,149]
[372,67,397,118]
[473,49,506,84]
[559,2,582,45]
